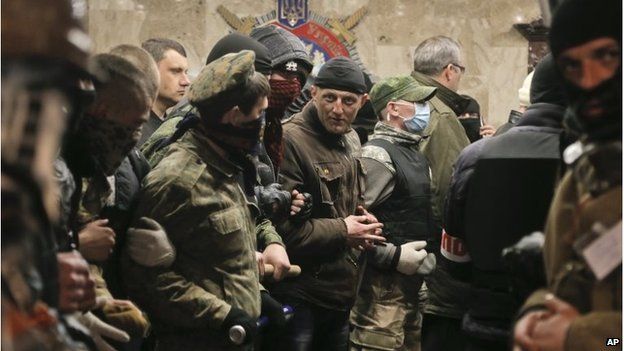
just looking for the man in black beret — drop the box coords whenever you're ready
[272,56,386,350]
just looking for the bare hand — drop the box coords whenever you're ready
[344,214,384,250]
[255,251,265,277]
[530,295,579,351]
[57,251,96,312]
[480,124,496,138]
[262,244,291,281]
[290,189,306,216]
[514,309,548,351]
[356,206,379,224]
[78,219,116,262]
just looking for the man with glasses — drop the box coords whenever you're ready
[410,35,473,351]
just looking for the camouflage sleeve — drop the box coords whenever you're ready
[256,218,284,250]
[277,135,348,261]
[359,147,395,210]
[122,169,231,330]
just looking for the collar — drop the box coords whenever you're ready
[370,121,423,145]
[184,126,244,178]
[411,71,470,115]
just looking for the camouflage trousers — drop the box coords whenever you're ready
[350,264,426,351]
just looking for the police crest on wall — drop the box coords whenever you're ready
[217,0,368,72]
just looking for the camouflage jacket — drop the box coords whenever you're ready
[140,100,195,168]
[140,102,284,249]
[273,102,365,311]
[122,127,262,346]
[521,141,622,351]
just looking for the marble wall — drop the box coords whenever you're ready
[85,0,541,127]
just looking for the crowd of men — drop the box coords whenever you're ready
[2,0,621,350]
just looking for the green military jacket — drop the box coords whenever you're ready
[521,142,622,351]
[140,101,194,168]
[122,127,261,349]
[273,102,365,311]
[140,102,283,249]
[411,71,472,319]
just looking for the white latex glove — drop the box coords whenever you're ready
[76,311,130,351]
[416,253,436,275]
[126,217,175,267]
[396,241,428,275]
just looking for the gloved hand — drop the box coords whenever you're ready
[222,306,257,345]
[101,299,149,337]
[126,217,175,268]
[416,253,436,275]
[255,183,292,221]
[260,291,286,332]
[76,311,130,351]
[395,241,429,275]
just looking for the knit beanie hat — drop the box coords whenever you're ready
[250,25,313,73]
[314,56,366,94]
[530,54,566,106]
[205,32,272,75]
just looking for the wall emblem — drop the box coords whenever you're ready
[217,0,368,71]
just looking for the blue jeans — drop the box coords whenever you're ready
[273,298,349,351]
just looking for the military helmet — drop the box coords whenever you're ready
[2,0,91,71]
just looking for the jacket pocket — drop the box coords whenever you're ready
[313,162,344,216]
[210,205,244,235]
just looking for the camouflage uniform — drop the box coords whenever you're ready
[519,141,622,351]
[350,76,437,351]
[122,51,271,351]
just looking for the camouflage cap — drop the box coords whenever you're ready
[369,76,437,116]
[188,50,255,105]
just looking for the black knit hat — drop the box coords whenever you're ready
[549,0,622,58]
[314,56,366,94]
[530,54,566,106]
[205,32,272,75]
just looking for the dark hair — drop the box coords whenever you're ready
[141,38,187,63]
[196,72,270,121]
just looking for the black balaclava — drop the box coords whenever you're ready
[550,0,622,142]
[459,95,482,143]
[205,33,272,76]
[530,53,566,107]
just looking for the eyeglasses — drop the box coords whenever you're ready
[449,62,466,74]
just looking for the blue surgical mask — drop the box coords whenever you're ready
[402,102,430,133]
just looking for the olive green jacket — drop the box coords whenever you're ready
[122,128,262,348]
[412,71,472,319]
[411,71,470,222]
[520,143,622,351]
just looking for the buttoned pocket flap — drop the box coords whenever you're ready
[210,206,244,235]
[314,162,345,181]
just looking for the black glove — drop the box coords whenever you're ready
[260,291,286,333]
[255,183,292,221]
[222,307,257,345]
[502,231,546,303]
